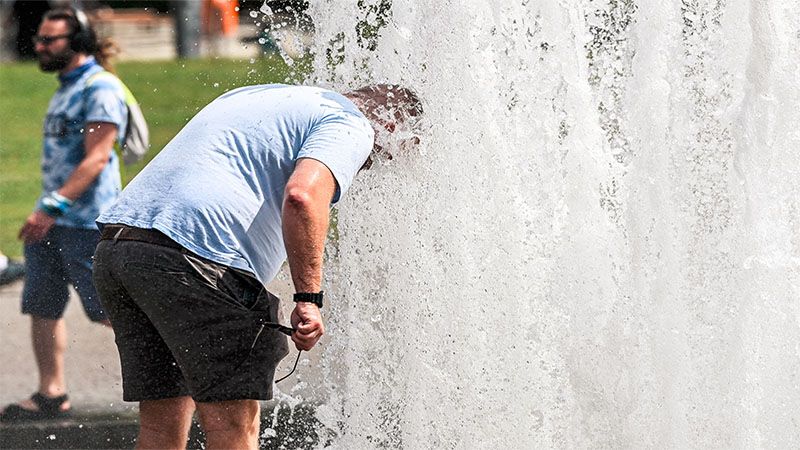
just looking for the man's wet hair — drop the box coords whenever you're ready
[345,84,423,170]
[346,84,423,122]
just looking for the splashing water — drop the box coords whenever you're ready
[289,1,800,447]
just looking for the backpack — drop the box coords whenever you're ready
[85,71,150,165]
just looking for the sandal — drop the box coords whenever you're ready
[0,393,71,422]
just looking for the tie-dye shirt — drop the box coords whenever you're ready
[40,57,127,229]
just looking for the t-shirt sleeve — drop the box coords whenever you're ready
[297,112,374,203]
[84,80,128,143]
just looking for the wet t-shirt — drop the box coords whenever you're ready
[42,57,127,229]
[98,84,374,285]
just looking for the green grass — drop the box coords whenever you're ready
[0,55,308,258]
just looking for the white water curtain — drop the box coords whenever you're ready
[294,1,800,447]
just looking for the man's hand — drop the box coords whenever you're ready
[290,302,325,350]
[19,210,56,244]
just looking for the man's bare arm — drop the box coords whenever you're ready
[19,122,117,244]
[58,122,118,200]
[282,157,337,350]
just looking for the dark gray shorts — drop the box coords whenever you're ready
[23,226,106,321]
[92,228,289,403]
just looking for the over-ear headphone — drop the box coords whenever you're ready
[68,7,97,54]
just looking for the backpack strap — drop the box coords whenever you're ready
[84,69,150,165]
[86,70,138,106]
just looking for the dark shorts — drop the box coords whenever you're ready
[92,225,289,403]
[23,225,106,322]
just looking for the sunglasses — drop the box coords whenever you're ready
[32,34,71,45]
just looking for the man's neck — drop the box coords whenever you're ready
[59,53,89,76]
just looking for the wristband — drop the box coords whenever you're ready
[38,191,73,217]
[293,291,324,308]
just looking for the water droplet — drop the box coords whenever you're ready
[213,83,220,88]
[48,435,56,440]
[531,410,544,430]
[249,10,259,18]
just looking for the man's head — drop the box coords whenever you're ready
[34,8,97,73]
[344,84,423,169]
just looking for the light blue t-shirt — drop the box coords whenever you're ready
[98,84,374,285]
[41,57,127,229]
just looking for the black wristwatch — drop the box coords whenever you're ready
[293,291,324,308]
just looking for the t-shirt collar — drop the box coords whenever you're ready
[58,56,99,86]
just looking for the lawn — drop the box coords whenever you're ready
[0,55,306,258]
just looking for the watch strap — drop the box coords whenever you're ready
[293,291,324,308]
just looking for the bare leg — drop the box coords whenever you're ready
[0,316,71,416]
[137,397,195,450]
[196,400,260,450]
[3,316,71,414]
[3,316,72,413]
[33,316,68,397]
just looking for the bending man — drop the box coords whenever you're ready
[92,83,421,449]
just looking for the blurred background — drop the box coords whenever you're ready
[0,0,314,61]
[0,0,317,259]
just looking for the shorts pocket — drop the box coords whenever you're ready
[181,253,221,289]
[123,261,192,286]
[216,268,263,311]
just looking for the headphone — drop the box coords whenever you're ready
[68,7,97,54]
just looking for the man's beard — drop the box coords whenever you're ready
[38,47,75,72]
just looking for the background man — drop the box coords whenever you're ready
[0,8,128,422]
[92,83,421,449]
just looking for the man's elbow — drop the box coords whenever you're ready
[88,153,111,173]
[283,187,315,212]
